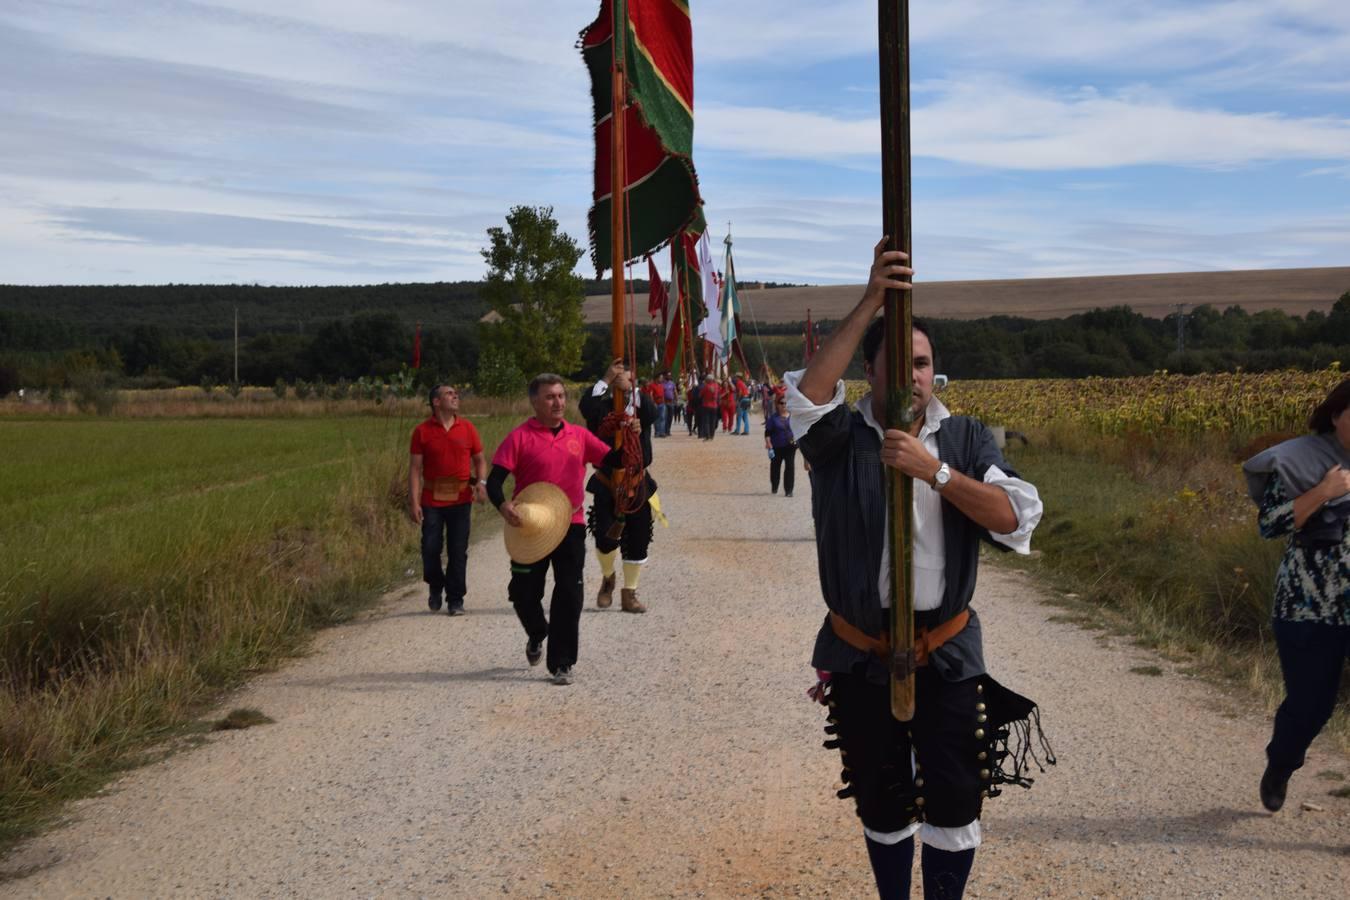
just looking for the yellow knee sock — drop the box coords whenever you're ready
[622,561,642,591]
[597,549,617,578]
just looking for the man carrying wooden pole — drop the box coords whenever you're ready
[783,4,1053,897]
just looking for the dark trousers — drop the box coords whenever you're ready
[828,669,986,832]
[421,503,471,605]
[770,445,797,495]
[699,407,718,439]
[589,491,654,561]
[509,525,586,674]
[1267,618,1350,774]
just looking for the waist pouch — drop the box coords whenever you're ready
[430,476,466,502]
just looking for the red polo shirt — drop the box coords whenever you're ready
[700,383,721,408]
[410,416,482,507]
[491,417,610,524]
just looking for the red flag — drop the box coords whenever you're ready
[646,254,668,320]
[582,0,703,275]
[413,322,422,369]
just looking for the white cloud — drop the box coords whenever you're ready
[698,84,1350,171]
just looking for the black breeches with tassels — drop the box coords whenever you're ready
[822,668,1055,832]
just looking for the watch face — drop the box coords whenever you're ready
[935,465,951,485]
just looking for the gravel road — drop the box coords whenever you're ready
[4,426,1348,898]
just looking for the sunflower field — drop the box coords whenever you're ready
[942,365,1346,439]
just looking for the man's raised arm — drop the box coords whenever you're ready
[795,238,912,404]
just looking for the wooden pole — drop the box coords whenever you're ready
[610,0,628,413]
[879,0,916,721]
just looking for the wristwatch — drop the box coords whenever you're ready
[931,462,951,491]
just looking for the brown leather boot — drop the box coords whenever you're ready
[596,574,615,608]
[620,588,646,614]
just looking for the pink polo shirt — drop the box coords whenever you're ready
[491,417,611,524]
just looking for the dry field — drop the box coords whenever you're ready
[581,265,1350,324]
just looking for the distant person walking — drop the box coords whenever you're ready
[486,374,616,685]
[661,372,678,437]
[719,378,735,434]
[1243,379,1350,812]
[698,375,721,440]
[408,384,485,616]
[733,375,752,435]
[764,394,797,497]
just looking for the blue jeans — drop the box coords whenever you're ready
[1267,618,1350,774]
[421,503,472,606]
[655,403,669,437]
[735,405,750,434]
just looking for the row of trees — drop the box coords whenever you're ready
[3,203,1348,397]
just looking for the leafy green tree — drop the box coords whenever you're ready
[475,338,526,398]
[481,206,586,377]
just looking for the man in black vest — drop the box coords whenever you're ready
[785,239,1047,900]
[579,360,657,614]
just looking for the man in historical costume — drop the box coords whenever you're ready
[579,360,657,614]
[487,374,617,685]
[785,242,1050,899]
[408,384,486,616]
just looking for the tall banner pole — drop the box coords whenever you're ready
[880,0,916,721]
[610,0,628,414]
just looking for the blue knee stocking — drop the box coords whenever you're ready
[864,835,913,899]
[921,844,975,900]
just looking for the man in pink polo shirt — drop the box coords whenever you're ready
[486,373,615,685]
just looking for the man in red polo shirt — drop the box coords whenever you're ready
[486,373,617,685]
[409,384,486,616]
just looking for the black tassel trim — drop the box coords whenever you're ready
[823,738,841,749]
[988,704,1056,790]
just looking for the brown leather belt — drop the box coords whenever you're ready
[829,608,970,666]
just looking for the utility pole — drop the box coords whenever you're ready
[233,304,239,384]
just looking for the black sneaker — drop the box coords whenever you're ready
[427,592,442,612]
[1260,765,1289,812]
[525,638,543,667]
[552,666,574,685]
[446,603,465,617]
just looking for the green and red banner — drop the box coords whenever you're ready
[582,0,703,275]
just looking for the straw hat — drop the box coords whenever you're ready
[503,482,574,564]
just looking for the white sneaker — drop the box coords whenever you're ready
[552,666,574,685]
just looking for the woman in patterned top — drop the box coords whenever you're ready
[1251,380,1350,812]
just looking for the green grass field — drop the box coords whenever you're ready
[0,412,513,846]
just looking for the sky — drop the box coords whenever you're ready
[2,0,1349,287]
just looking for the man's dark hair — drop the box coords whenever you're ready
[528,373,565,399]
[862,317,935,367]
[1308,378,1350,433]
[428,383,453,406]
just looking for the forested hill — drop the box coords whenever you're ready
[0,282,490,339]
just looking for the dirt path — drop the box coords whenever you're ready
[4,426,1348,898]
